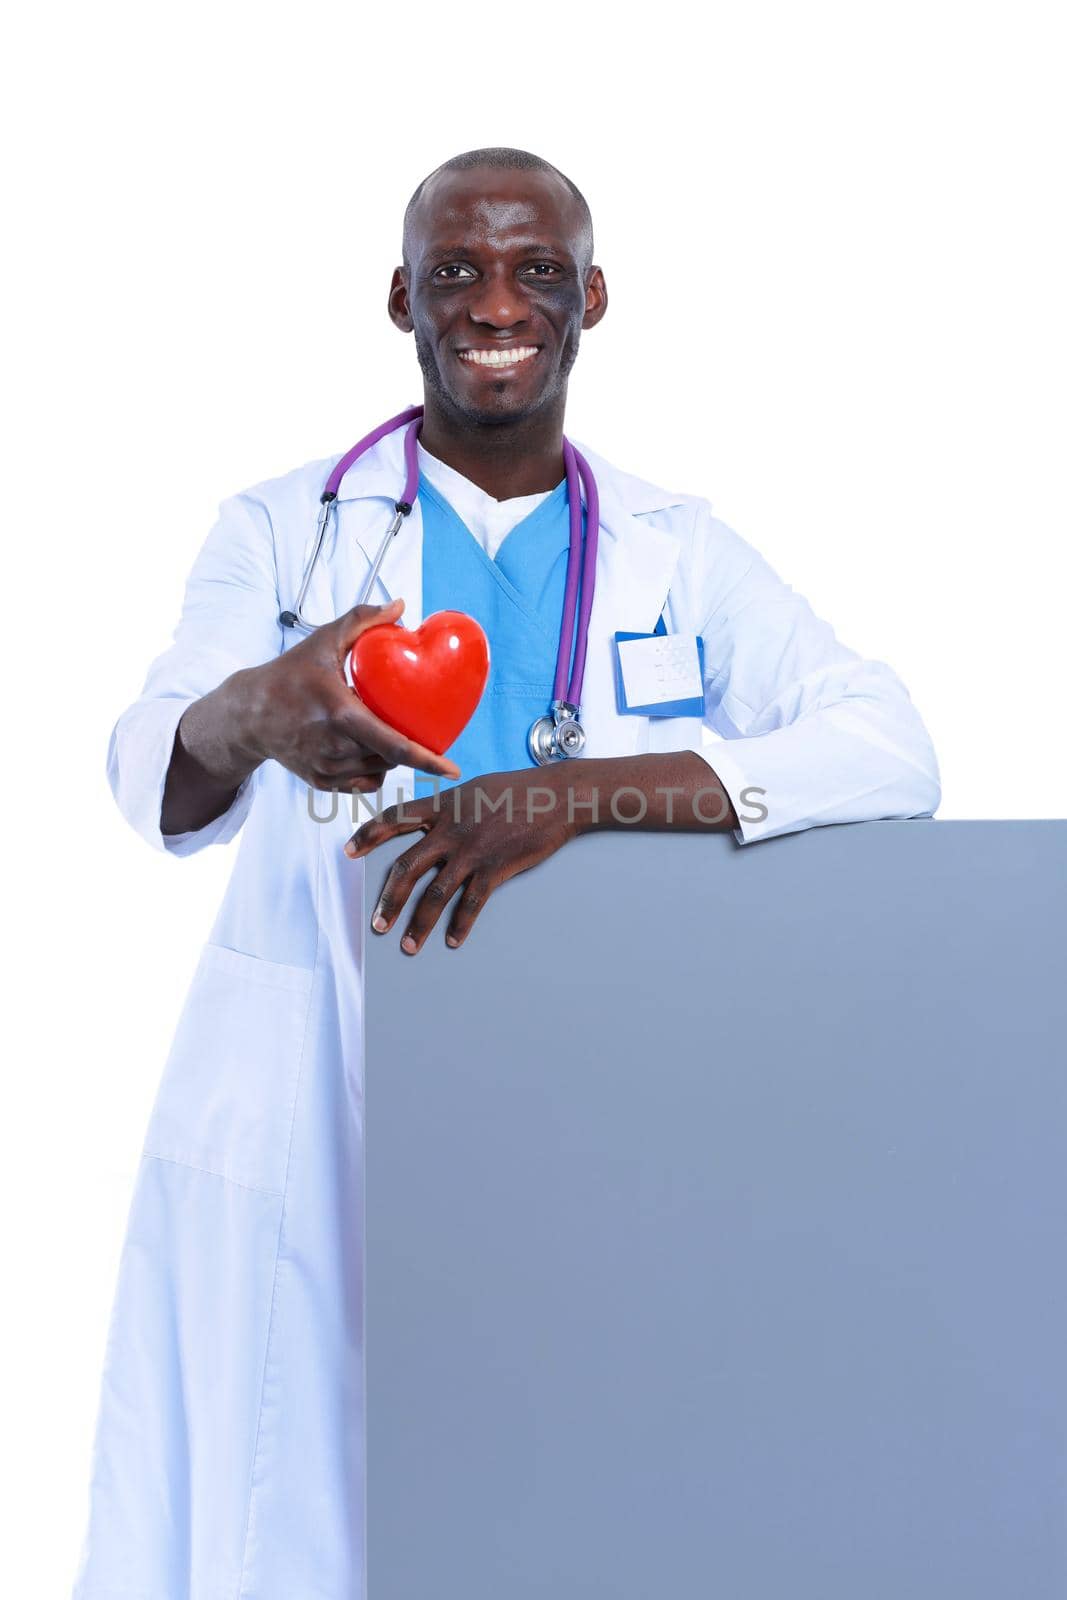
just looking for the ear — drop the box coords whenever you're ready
[582,266,608,332]
[387,266,413,333]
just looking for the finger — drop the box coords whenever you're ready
[369,836,451,932]
[317,751,391,782]
[346,800,435,860]
[306,777,387,804]
[314,725,408,781]
[331,597,405,649]
[398,867,469,955]
[330,699,461,780]
[307,759,389,790]
[327,772,389,795]
[444,872,495,949]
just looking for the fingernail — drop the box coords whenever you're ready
[344,842,357,857]
[400,935,417,954]
[445,935,460,948]
[372,914,387,932]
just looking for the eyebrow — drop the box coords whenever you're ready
[424,241,572,260]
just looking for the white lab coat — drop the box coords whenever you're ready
[72,414,940,1599]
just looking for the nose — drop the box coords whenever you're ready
[467,264,530,330]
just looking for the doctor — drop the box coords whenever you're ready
[74,147,940,1598]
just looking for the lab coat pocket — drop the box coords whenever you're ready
[143,942,316,1196]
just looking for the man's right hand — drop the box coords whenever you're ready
[235,598,461,793]
[162,599,460,837]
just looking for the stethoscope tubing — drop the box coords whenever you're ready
[281,406,598,717]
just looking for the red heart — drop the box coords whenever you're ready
[348,610,491,756]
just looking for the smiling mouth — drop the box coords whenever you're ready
[456,345,541,370]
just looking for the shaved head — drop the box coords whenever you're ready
[402,146,594,277]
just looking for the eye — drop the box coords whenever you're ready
[433,263,476,283]
[523,263,563,279]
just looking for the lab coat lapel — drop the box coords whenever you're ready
[568,441,686,760]
[341,500,424,628]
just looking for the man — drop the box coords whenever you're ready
[73,147,940,1598]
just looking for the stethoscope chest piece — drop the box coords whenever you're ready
[528,700,587,765]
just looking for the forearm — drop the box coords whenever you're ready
[553,750,739,835]
[161,669,265,836]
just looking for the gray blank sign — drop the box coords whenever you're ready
[365,820,1067,1599]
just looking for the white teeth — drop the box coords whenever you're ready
[459,346,539,367]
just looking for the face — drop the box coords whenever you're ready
[389,166,607,426]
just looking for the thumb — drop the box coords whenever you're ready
[333,596,405,647]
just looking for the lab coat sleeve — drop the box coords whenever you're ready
[683,506,942,846]
[106,491,285,857]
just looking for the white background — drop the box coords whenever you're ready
[2,2,1064,1590]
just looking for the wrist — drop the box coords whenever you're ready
[179,670,265,789]
[222,666,272,769]
[546,758,611,838]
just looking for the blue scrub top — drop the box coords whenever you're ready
[414,474,582,796]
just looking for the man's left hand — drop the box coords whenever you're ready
[344,770,577,955]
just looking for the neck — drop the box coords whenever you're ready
[417,392,568,499]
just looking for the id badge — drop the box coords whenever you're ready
[614,618,706,717]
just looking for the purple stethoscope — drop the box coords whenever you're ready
[280,404,600,765]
